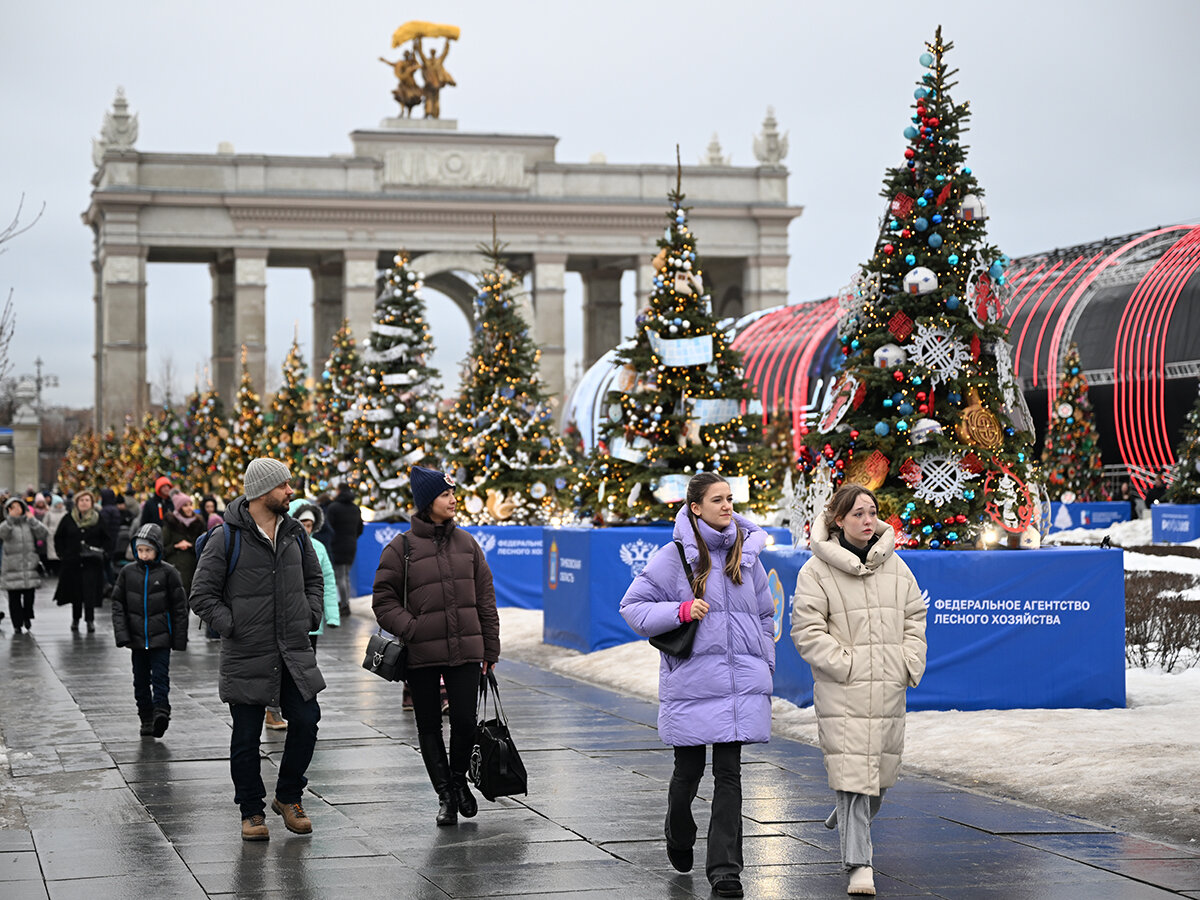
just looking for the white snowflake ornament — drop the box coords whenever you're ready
[913,453,971,508]
[907,322,971,388]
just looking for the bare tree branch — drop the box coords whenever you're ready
[0,194,46,255]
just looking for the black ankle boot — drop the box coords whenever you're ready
[138,709,154,737]
[452,774,477,818]
[418,733,457,826]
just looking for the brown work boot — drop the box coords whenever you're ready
[241,814,269,841]
[271,797,313,834]
[264,709,287,730]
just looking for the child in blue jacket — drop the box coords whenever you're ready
[111,523,188,737]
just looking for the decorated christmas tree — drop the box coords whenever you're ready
[263,334,312,492]
[182,379,227,498]
[115,418,146,495]
[1040,344,1107,503]
[799,27,1039,549]
[214,347,265,498]
[576,154,778,522]
[58,429,101,493]
[348,252,442,514]
[137,402,187,483]
[439,227,573,524]
[94,425,128,494]
[309,319,361,494]
[1163,383,1200,503]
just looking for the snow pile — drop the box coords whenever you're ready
[1045,516,1153,546]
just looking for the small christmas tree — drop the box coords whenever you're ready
[263,334,312,492]
[58,429,101,493]
[309,319,361,494]
[138,402,187,483]
[95,425,127,494]
[182,379,227,498]
[349,252,442,514]
[1163,383,1200,503]
[799,27,1039,549]
[1041,344,1107,503]
[214,347,265,498]
[577,152,778,522]
[439,226,573,524]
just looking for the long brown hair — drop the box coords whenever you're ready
[823,483,879,535]
[685,472,745,598]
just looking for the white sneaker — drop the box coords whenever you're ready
[848,865,876,895]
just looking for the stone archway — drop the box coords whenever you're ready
[408,252,480,320]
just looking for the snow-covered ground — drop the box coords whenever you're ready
[499,545,1200,849]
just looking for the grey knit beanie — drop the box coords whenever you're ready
[243,458,291,500]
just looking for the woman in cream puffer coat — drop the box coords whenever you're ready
[791,483,927,895]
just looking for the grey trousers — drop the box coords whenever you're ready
[829,789,885,870]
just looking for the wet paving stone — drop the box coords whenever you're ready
[1,590,1196,897]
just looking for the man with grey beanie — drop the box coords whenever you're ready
[190,457,326,842]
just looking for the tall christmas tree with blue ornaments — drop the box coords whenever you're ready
[797,27,1040,550]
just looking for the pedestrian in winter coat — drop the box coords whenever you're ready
[619,472,775,899]
[289,499,340,644]
[790,484,927,896]
[53,488,111,633]
[372,465,500,828]
[140,475,175,527]
[189,458,325,842]
[325,483,363,616]
[44,495,68,574]
[111,523,188,738]
[162,493,206,594]
[0,498,50,633]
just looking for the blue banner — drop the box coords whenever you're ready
[1152,504,1200,543]
[1048,501,1131,532]
[353,522,543,609]
[543,527,1126,711]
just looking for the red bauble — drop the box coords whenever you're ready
[904,148,915,159]
[835,459,845,470]
[901,229,912,238]
[916,392,927,401]
[798,425,809,435]
[893,370,905,382]
[955,514,968,524]
[918,405,928,414]
[850,430,860,439]
[929,117,940,127]
[884,244,894,255]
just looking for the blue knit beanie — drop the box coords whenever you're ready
[411,466,454,513]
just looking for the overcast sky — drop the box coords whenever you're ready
[2,0,1197,410]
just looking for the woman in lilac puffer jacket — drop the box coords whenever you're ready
[620,472,775,899]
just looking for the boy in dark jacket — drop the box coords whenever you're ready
[111,523,188,737]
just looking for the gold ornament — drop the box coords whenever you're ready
[846,450,889,490]
[955,387,1003,450]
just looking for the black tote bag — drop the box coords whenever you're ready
[469,670,528,801]
[362,534,410,682]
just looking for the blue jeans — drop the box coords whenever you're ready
[229,666,321,818]
[131,647,171,713]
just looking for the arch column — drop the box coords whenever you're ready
[234,248,269,394]
[98,245,148,430]
[743,254,790,312]
[344,249,378,348]
[532,253,567,399]
[211,252,235,402]
[581,265,624,369]
[312,253,345,363]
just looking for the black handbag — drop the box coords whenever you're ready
[648,541,701,658]
[362,534,410,682]
[469,669,528,801]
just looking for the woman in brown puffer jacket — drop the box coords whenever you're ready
[372,465,500,828]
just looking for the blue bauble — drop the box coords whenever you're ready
[883,398,893,408]
[897,420,909,432]
[963,166,972,175]
[893,392,904,402]
[904,126,918,140]
[948,391,962,404]
[673,317,682,325]
[898,402,913,415]
[948,254,959,265]
[874,421,890,436]
[963,489,975,500]
[922,524,933,535]
[914,87,928,100]
[1018,452,1026,462]
[850,340,859,350]
[914,217,929,231]
[932,214,943,224]
[1070,366,1079,375]
[919,52,934,67]
[923,188,934,199]
[936,174,945,182]
[905,253,916,265]
[928,233,943,248]
[989,262,1004,279]
[917,197,928,207]
[555,477,567,490]
[907,160,916,169]
[946,296,959,310]
[947,532,958,542]
[930,539,941,549]
[912,375,923,385]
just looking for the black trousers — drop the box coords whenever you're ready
[407,663,480,776]
[666,742,744,884]
[228,667,321,818]
[7,588,34,628]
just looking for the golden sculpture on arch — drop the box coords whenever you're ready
[381,21,460,120]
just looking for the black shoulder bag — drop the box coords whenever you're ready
[648,540,701,659]
[362,533,410,682]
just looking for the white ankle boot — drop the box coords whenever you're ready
[848,865,876,895]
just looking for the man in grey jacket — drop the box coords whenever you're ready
[189,458,326,841]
